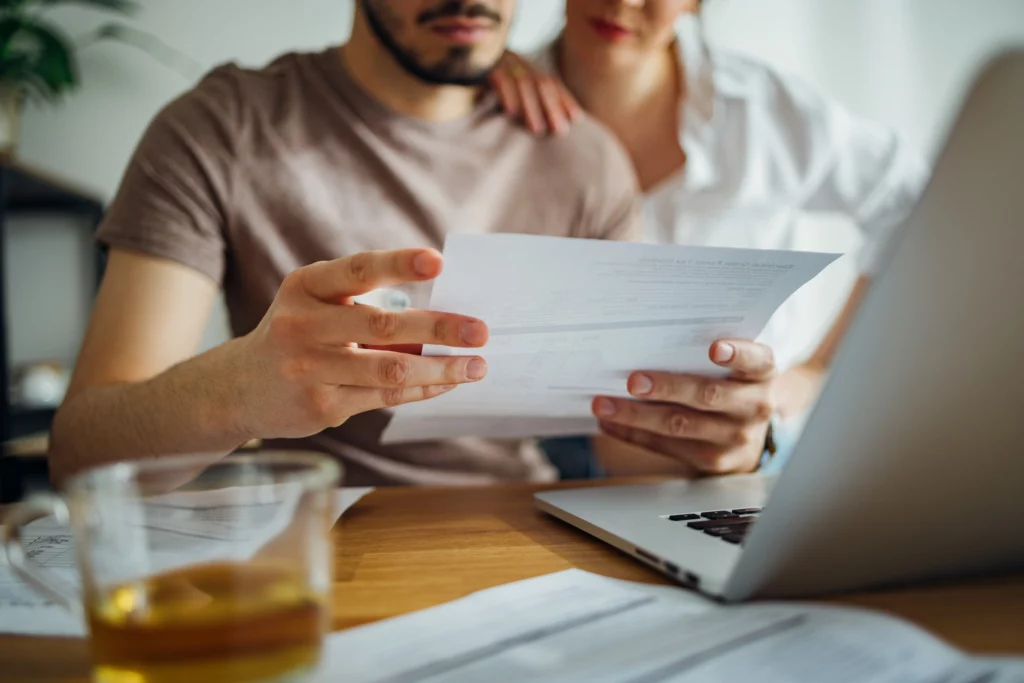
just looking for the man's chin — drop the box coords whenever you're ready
[404,51,502,87]
[415,66,496,87]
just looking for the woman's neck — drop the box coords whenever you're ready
[559,37,687,192]
[559,38,681,129]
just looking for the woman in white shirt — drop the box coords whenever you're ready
[490,0,928,478]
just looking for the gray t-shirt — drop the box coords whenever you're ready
[97,47,641,486]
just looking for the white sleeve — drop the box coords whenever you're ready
[780,75,931,274]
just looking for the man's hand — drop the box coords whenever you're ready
[592,340,777,476]
[231,248,489,440]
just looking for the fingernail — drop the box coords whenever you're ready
[436,384,456,393]
[630,374,654,396]
[461,321,487,345]
[466,358,488,380]
[594,398,616,417]
[413,251,437,277]
[712,342,735,364]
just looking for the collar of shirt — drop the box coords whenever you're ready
[529,19,927,270]
[671,14,718,193]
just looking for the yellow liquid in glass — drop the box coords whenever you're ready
[87,562,326,683]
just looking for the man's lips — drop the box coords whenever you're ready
[429,19,495,45]
[588,17,633,41]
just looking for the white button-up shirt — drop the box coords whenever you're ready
[533,17,930,370]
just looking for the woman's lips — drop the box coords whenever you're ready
[588,17,633,41]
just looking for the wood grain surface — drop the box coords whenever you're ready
[2,479,1021,681]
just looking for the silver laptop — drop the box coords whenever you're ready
[535,50,1024,602]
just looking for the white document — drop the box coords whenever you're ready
[323,569,1021,683]
[332,487,374,519]
[942,659,1024,682]
[0,487,373,637]
[383,235,839,443]
[0,516,83,637]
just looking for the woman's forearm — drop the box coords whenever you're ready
[776,276,871,419]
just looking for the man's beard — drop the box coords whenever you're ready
[360,0,504,86]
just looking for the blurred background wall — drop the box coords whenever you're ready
[9,0,1024,370]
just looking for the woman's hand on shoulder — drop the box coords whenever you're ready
[489,51,581,137]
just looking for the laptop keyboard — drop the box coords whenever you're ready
[667,508,762,545]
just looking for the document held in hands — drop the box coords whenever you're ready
[382,235,839,443]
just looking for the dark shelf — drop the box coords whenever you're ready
[1,159,105,500]
[9,406,57,440]
[1,157,104,213]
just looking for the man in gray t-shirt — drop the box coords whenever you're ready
[50,0,641,485]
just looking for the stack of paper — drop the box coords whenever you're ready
[323,569,1024,683]
[383,235,838,443]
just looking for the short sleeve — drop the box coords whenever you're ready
[524,45,642,244]
[96,67,244,284]
[569,117,644,243]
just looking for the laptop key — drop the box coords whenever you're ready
[687,516,757,531]
[668,513,700,521]
[731,508,762,515]
[701,511,739,520]
[722,534,745,545]
[704,525,748,537]
[706,523,751,537]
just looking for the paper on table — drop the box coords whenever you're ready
[323,569,712,682]
[323,568,1017,683]
[332,487,374,520]
[942,658,1024,682]
[0,516,82,637]
[382,235,839,443]
[0,487,373,637]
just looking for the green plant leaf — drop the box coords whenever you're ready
[0,50,31,76]
[2,18,77,98]
[34,0,138,13]
[0,1,32,12]
[0,17,24,54]
[0,18,39,95]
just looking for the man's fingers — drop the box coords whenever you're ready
[625,372,775,420]
[599,420,658,451]
[360,343,423,355]
[538,78,570,135]
[298,249,443,302]
[302,348,487,388]
[340,383,460,415]
[710,340,777,380]
[297,302,489,348]
[592,397,744,446]
[598,421,758,475]
[349,306,489,347]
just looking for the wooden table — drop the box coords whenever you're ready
[3,480,1023,680]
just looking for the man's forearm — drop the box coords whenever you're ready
[49,338,252,484]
